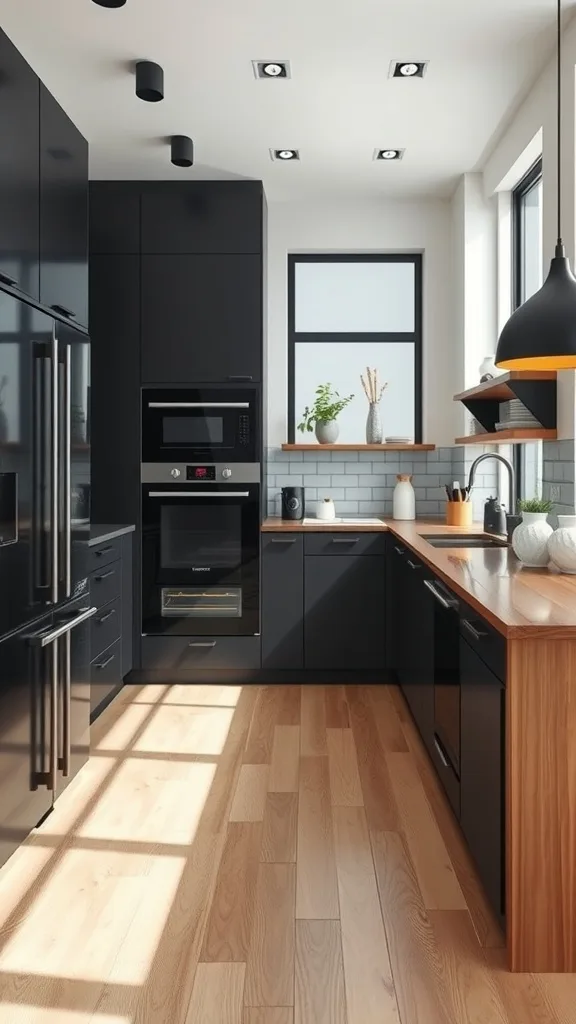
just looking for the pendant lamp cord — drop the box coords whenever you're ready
[557,0,563,246]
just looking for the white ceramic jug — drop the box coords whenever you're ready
[393,474,415,521]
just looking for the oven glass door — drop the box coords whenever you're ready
[142,483,260,636]
[142,388,257,463]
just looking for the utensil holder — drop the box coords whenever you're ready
[446,502,473,528]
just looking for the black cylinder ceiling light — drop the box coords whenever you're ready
[91,0,127,7]
[171,135,194,167]
[135,61,164,102]
[495,0,576,370]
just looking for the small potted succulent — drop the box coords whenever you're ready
[298,383,354,444]
[511,496,554,567]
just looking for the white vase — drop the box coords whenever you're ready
[393,474,415,521]
[548,515,576,573]
[511,511,553,567]
[316,497,336,521]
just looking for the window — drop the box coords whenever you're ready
[512,158,543,501]
[287,254,422,443]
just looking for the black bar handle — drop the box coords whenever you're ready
[0,271,17,287]
[188,641,217,648]
[95,546,114,556]
[227,375,253,381]
[393,545,405,555]
[51,304,76,319]
[461,619,487,641]
[97,608,117,624]
[271,537,297,544]
[331,537,359,544]
[406,559,422,570]
[94,569,116,581]
[94,652,115,670]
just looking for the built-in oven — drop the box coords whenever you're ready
[142,387,258,464]
[141,464,260,637]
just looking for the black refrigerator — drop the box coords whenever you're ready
[0,289,94,871]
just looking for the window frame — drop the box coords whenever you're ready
[287,253,423,443]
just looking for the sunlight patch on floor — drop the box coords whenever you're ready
[133,704,236,757]
[0,843,53,929]
[93,703,156,752]
[0,1008,131,1024]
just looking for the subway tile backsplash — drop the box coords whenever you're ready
[542,439,575,524]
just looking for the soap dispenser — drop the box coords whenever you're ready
[484,496,506,536]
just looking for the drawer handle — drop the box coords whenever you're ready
[97,608,117,624]
[424,578,458,610]
[227,375,253,381]
[95,546,114,557]
[188,641,217,648]
[331,538,360,544]
[94,652,115,670]
[271,538,296,544]
[0,271,17,287]
[394,545,405,555]
[51,303,76,319]
[434,735,450,769]
[406,559,421,570]
[461,619,488,641]
[94,569,116,581]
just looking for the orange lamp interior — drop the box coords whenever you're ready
[496,355,576,369]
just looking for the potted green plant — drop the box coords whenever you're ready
[298,383,354,444]
[511,496,554,567]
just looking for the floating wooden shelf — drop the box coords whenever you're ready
[455,429,557,445]
[282,443,436,452]
[454,370,557,404]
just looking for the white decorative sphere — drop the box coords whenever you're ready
[548,515,576,574]
[512,512,553,567]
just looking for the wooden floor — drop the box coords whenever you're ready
[0,683,575,1023]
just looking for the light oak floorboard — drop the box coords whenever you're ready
[244,687,281,764]
[295,920,346,1024]
[269,726,300,792]
[485,949,561,1024]
[244,1011,294,1024]
[276,686,301,727]
[244,863,296,1008]
[332,805,399,1024]
[346,686,400,831]
[387,752,466,911]
[368,685,408,753]
[229,765,270,822]
[371,830,455,1024]
[325,685,350,728]
[187,962,245,1024]
[296,757,339,919]
[201,822,263,962]
[326,729,363,806]
[301,686,327,756]
[429,910,509,1024]
[261,793,298,864]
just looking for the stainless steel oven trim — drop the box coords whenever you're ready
[141,463,261,484]
[148,492,250,498]
[148,402,250,409]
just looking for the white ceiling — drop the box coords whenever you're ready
[0,0,567,199]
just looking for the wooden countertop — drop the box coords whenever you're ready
[262,516,576,639]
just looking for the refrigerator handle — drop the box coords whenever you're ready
[62,343,72,597]
[29,637,58,791]
[50,332,59,604]
[60,632,71,776]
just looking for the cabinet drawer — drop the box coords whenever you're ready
[141,635,261,673]
[89,537,122,573]
[90,560,121,608]
[304,532,387,557]
[91,598,121,660]
[91,639,122,715]
[459,599,506,682]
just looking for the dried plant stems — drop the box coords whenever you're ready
[361,367,388,404]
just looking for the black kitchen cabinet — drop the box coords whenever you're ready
[141,254,262,383]
[262,534,304,670]
[89,530,134,720]
[460,635,505,920]
[121,533,133,679]
[89,182,141,255]
[304,554,386,671]
[387,541,434,746]
[386,538,407,680]
[39,83,88,327]
[0,29,40,300]
[141,182,263,254]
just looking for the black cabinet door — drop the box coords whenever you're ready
[0,29,40,299]
[460,637,504,920]
[304,555,386,671]
[89,182,141,254]
[399,556,435,749]
[386,539,406,680]
[262,534,304,670]
[141,182,263,254]
[141,254,261,383]
[39,83,88,327]
[121,533,133,679]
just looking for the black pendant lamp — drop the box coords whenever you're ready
[171,136,194,167]
[92,0,127,7]
[495,0,576,370]
[135,61,164,103]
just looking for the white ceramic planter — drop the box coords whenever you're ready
[511,511,553,567]
[315,419,339,444]
[548,515,576,574]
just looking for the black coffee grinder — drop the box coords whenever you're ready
[281,486,305,521]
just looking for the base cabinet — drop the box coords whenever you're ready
[262,535,304,670]
[89,532,133,720]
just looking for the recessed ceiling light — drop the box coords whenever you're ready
[374,149,404,161]
[135,61,164,102]
[271,149,299,161]
[171,136,194,168]
[389,60,428,79]
[91,0,127,6]
[253,60,291,80]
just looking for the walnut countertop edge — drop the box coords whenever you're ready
[262,516,576,639]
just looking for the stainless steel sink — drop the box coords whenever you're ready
[421,533,508,549]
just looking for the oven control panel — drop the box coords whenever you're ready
[186,465,217,481]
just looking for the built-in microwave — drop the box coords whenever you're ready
[142,387,259,464]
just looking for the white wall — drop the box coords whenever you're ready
[266,198,456,448]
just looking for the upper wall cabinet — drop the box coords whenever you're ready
[140,254,262,383]
[39,84,88,327]
[141,182,263,254]
[89,182,141,255]
[0,30,40,300]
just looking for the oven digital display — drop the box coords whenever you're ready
[186,465,216,481]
